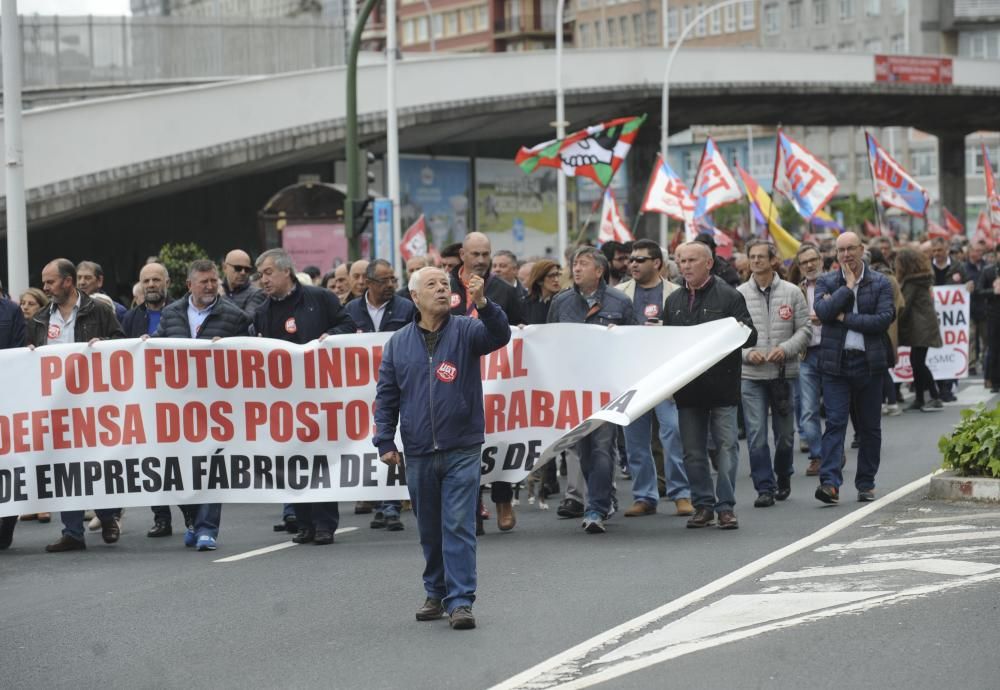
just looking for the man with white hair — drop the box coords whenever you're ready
[375,266,510,630]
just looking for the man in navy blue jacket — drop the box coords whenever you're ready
[254,248,357,546]
[345,259,415,531]
[814,232,895,505]
[374,267,510,630]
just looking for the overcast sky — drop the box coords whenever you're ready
[19,1,131,15]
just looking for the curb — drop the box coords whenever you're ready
[928,470,1000,503]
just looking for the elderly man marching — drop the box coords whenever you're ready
[374,267,510,630]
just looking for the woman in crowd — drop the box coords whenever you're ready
[18,287,51,523]
[896,248,944,412]
[522,259,562,326]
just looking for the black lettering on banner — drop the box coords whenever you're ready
[288,455,308,490]
[0,466,27,502]
[387,458,407,487]
[104,460,125,495]
[208,453,230,490]
[124,458,141,494]
[603,389,636,415]
[550,419,602,455]
[36,465,53,499]
[54,462,82,497]
[311,455,331,489]
[254,455,274,489]
[362,453,379,487]
[525,440,541,471]
[231,455,251,489]
[142,457,162,492]
[84,461,101,496]
[162,456,183,491]
[193,455,207,490]
[481,446,497,474]
[340,454,360,487]
[502,443,526,471]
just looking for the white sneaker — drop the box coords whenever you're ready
[88,516,101,531]
[885,404,901,417]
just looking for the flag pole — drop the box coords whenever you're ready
[766,126,783,241]
[630,210,646,238]
[863,131,886,237]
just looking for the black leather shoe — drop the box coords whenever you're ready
[101,519,121,544]
[815,484,840,504]
[754,493,775,508]
[449,606,476,630]
[556,498,584,519]
[385,515,404,532]
[45,535,86,552]
[857,489,876,503]
[273,518,297,533]
[370,511,387,529]
[291,529,315,544]
[312,529,334,545]
[775,476,791,501]
[717,510,739,530]
[146,521,172,538]
[686,507,714,528]
[416,597,445,621]
[354,501,374,515]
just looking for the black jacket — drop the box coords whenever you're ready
[121,301,172,338]
[449,269,524,325]
[253,280,357,342]
[976,264,1000,320]
[664,276,757,408]
[223,281,268,315]
[344,292,416,333]
[522,295,554,325]
[547,281,633,326]
[814,266,895,375]
[154,295,252,339]
[0,299,26,350]
[28,291,123,346]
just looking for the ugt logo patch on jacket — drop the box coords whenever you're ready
[435,361,458,383]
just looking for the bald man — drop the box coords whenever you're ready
[448,232,522,533]
[347,259,370,304]
[222,249,267,315]
[122,263,171,338]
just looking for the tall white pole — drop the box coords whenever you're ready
[386,0,402,277]
[3,0,28,298]
[661,0,669,48]
[903,0,910,54]
[660,0,743,249]
[421,0,435,52]
[555,0,567,264]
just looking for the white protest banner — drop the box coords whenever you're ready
[892,285,970,382]
[0,320,750,517]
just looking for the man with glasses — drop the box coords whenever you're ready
[795,244,826,476]
[222,249,267,316]
[345,259,417,532]
[813,232,895,504]
[615,240,693,519]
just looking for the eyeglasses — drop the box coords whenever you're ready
[545,271,561,279]
[627,256,652,264]
[836,245,862,254]
[228,264,254,273]
[368,275,399,285]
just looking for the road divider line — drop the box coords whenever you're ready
[490,471,938,690]
[213,527,359,563]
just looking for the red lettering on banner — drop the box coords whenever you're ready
[944,331,968,345]
[700,162,732,196]
[555,391,580,429]
[531,391,555,427]
[345,347,370,387]
[786,155,826,197]
[485,394,505,434]
[508,391,528,429]
[39,352,133,396]
[0,404,146,454]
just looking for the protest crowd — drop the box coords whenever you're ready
[1,227,998,630]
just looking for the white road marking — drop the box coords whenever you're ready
[489,471,938,690]
[596,592,889,664]
[761,559,1000,581]
[213,527,359,563]
[898,512,1000,524]
[906,525,980,534]
[550,570,1000,690]
[816,530,1000,552]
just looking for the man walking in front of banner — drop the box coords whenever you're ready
[814,232,895,504]
[0,295,27,550]
[374,267,510,630]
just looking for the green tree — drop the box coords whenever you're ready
[157,242,211,299]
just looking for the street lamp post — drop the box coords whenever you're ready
[3,0,28,298]
[554,0,568,265]
[660,0,744,248]
[387,0,402,277]
[346,0,381,261]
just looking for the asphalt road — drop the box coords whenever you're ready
[1,381,997,690]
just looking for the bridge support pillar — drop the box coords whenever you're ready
[934,131,968,223]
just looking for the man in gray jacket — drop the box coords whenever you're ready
[548,247,633,534]
[737,240,811,507]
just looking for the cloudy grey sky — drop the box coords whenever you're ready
[19,1,131,14]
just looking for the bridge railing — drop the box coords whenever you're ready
[0,15,348,88]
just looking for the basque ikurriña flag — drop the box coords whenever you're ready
[692,137,742,219]
[866,132,930,217]
[597,189,635,245]
[773,130,840,220]
[515,115,646,187]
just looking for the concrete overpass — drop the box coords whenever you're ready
[2,47,999,231]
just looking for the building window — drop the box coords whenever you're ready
[620,16,630,45]
[864,38,882,52]
[403,19,415,45]
[789,0,802,28]
[855,155,870,180]
[830,155,849,181]
[840,0,854,21]
[894,0,905,13]
[461,8,475,33]
[866,0,881,16]
[476,6,488,31]
[647,10,659,44]
[607,18,617,46]
[432,13,443,38]
[973,146,999,175]
[578,0,588,7]
[710,8,722,34]
[579,23,591,48]
[445,12,458,37]
[911,149,936,177]
[667,8,679,40]
[837,40,855,51]
[890,33,904,53]
[814,0,828,25]
[683,5,694,31]
[696,3,707,37]
[594,21,602,45]
[634,14,644,46]
[752,146,774,179]
[724,5,736,32]
[764,3,780,34]
[740,0,755,30]
[416,16,429,42]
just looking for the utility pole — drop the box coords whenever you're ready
[3,0,28,297]
[346,0,381,261]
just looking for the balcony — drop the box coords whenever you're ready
[946,0,1000,28]
[494,13,560,36]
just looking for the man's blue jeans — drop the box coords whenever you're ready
[798,348,824,459]
[405,445,481,613]
[623,399,690,504]
[186,504,222,539]
[576,423,617,518]
[61,509,118,542]
[378,500,402,519]
[741,379,795,494]
[820,351,883,491]
[677,406,739,512]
